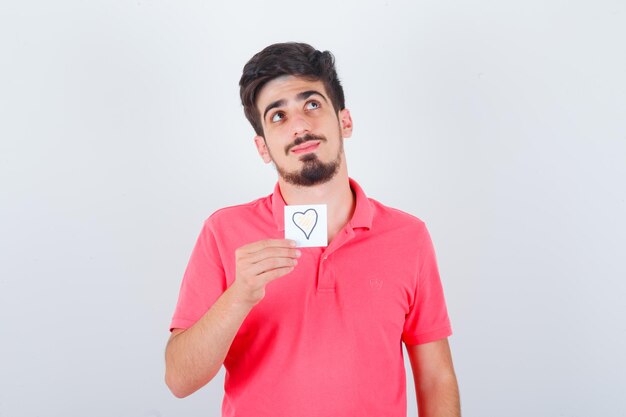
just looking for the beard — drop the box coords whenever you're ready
[272,133,343,187]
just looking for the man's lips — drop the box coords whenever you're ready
[290,141,321,154]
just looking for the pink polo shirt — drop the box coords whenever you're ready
[170,178,452,417]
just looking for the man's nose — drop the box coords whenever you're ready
[290,114,311,137]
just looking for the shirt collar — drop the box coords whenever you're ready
[271,177,373,232]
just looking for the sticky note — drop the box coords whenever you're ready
[284,204,327,247]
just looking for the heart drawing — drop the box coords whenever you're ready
[292,209,318,240]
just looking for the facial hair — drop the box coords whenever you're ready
[271,133,343,187]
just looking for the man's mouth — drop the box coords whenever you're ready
[290,141,321,154]
[285,134,326,155]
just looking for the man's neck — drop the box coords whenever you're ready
[278,170,355,243]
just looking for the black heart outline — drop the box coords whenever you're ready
[292,209,318,240]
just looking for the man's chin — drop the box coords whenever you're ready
[278,163,339,187]
[298,153,318,163]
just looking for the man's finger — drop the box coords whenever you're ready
[257,266,296,284]
[247,257,298,276]
[248,247,301,265]
[240,239,297,255]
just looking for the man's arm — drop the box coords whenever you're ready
[165,239,300,398]
[406,338,460,417]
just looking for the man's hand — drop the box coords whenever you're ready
[230,239,301,307]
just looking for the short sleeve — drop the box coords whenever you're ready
[401,224,452,345]
[169,217,227,331]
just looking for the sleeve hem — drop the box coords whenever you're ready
[169,318,196,332]
[402,325,452,346]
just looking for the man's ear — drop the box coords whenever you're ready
[339,109,353,139]
[254,135,272,163]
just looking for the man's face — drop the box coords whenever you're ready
[253,76,353,186]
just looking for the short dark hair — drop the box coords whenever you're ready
[239,42,346,136]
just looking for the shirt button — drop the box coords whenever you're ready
[323,255,328,260]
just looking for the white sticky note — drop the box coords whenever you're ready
[284,204,327,247]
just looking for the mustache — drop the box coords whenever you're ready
[285,134,327,155]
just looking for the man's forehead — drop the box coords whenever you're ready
[256,76,328,107]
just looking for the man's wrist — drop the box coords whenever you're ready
[224,283,257,315]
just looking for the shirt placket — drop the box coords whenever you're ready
[317,225,356,292]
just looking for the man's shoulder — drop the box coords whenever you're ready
[365,198,435,253]
[368,197,427,231]
[204,193,273,226]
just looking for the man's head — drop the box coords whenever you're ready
[239,42,346,137]
[239,43,353,187]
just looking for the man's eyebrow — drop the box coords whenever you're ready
[297,90,328,102]
[263,99,286,120]
[262,91,328,121]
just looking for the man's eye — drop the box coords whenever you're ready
[305,101,320,110]
[271,112,284,123]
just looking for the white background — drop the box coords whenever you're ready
[1,1,625,416]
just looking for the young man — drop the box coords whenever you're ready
[165,42,460,417]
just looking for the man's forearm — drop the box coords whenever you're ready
[164,285,253,398]
[165,239,299,398]
[416,372,461,417]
